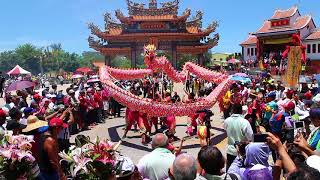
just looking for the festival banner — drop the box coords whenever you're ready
[284,46,302,88]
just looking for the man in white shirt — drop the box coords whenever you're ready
[137,133,175,180]
[224,104,253,170]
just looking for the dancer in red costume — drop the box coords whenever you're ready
[122,87,151,144]
[163,91,177,136]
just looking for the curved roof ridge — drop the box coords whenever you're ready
[270,6,298,20]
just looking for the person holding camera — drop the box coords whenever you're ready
[294,108,320,156]
[224,104,254,169]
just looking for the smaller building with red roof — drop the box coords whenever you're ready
[240,6,320,72]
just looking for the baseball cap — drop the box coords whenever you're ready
[33,94,42,100]
[0,109,7,117]
[23,107,36,114]
[284,101,295,110]
[286,89,294,97]
[49,117,68,128]
[304,92,313,100]
[68,89,75,94]
[267,92,276,98]
[6,120,27,131]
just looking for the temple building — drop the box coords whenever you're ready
[88,0,219,68]
[240,6,320,72]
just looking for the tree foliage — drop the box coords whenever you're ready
[0,43,215,74]
[0,43,103,75]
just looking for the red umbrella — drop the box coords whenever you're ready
[6,81,35,92]
[76,67,92,74]
[227,58,241,64]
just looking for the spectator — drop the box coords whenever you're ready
[294,108,320,156]
[0,109,6,139]
[137,133,175,180]
[198,145,239,180]
[39,117,67,180]
[224,104,253,169]
[229,143,271,180]
[287,165,320,180]
[6,119,26,135]
[169,153,197,180]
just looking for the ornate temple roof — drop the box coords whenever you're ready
[270,6,298,20]
[256,15,312,35]
[305,29,320,40]
[126,0,179,16]
[89,22,217,41]
[240,35,257,46]
[88,0,219,56]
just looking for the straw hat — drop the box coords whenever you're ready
[22,115,48,133]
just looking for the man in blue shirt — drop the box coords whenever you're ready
[262,92,278,131]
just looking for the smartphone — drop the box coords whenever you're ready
[254,134,268,142]
[294,121,305,137]
[286,128,294,143]
[294,121,305,129]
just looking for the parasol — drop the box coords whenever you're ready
[87,78,100,83]
[231,75,251,84]
[227,58,241,64]
[233,73,249,78]
[76,67,92,74]
[71,74,84,79]
[6,81,35,92]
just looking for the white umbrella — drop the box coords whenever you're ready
[71,74,84,79]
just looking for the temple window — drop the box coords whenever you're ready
[312,44,316,53]
[307,44,311,53]
[251,48,254,56]
[318,44,320,53]
[247,48,250,55]
[255,48,257,56]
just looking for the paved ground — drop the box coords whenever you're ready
[0,83,227,164]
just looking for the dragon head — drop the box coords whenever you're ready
[144,44,156,60]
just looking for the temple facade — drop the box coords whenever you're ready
[88,0,219,68]
[240,6,320,72]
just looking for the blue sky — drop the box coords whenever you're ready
[0,0,319,54]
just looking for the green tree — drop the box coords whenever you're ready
[111,56,131,68]
[0,51,20,73]
[15,44,42,74]
[81,51,104,67]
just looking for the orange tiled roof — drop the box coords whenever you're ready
[132,15,175,21]
[108,28,122,35]
[305,29,320,40]
[270,6,298,20]
[256,15,311,34]
[240,36,257,45]
[187,26,199,34]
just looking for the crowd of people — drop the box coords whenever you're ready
[0,68,320,180]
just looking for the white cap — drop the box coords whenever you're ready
[306,155,320,172]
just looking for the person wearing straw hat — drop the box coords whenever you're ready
[21,115,48,179]
[22,115,48,133]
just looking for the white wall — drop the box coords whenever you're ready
[242,45,257,62]
[304,40,320,60]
